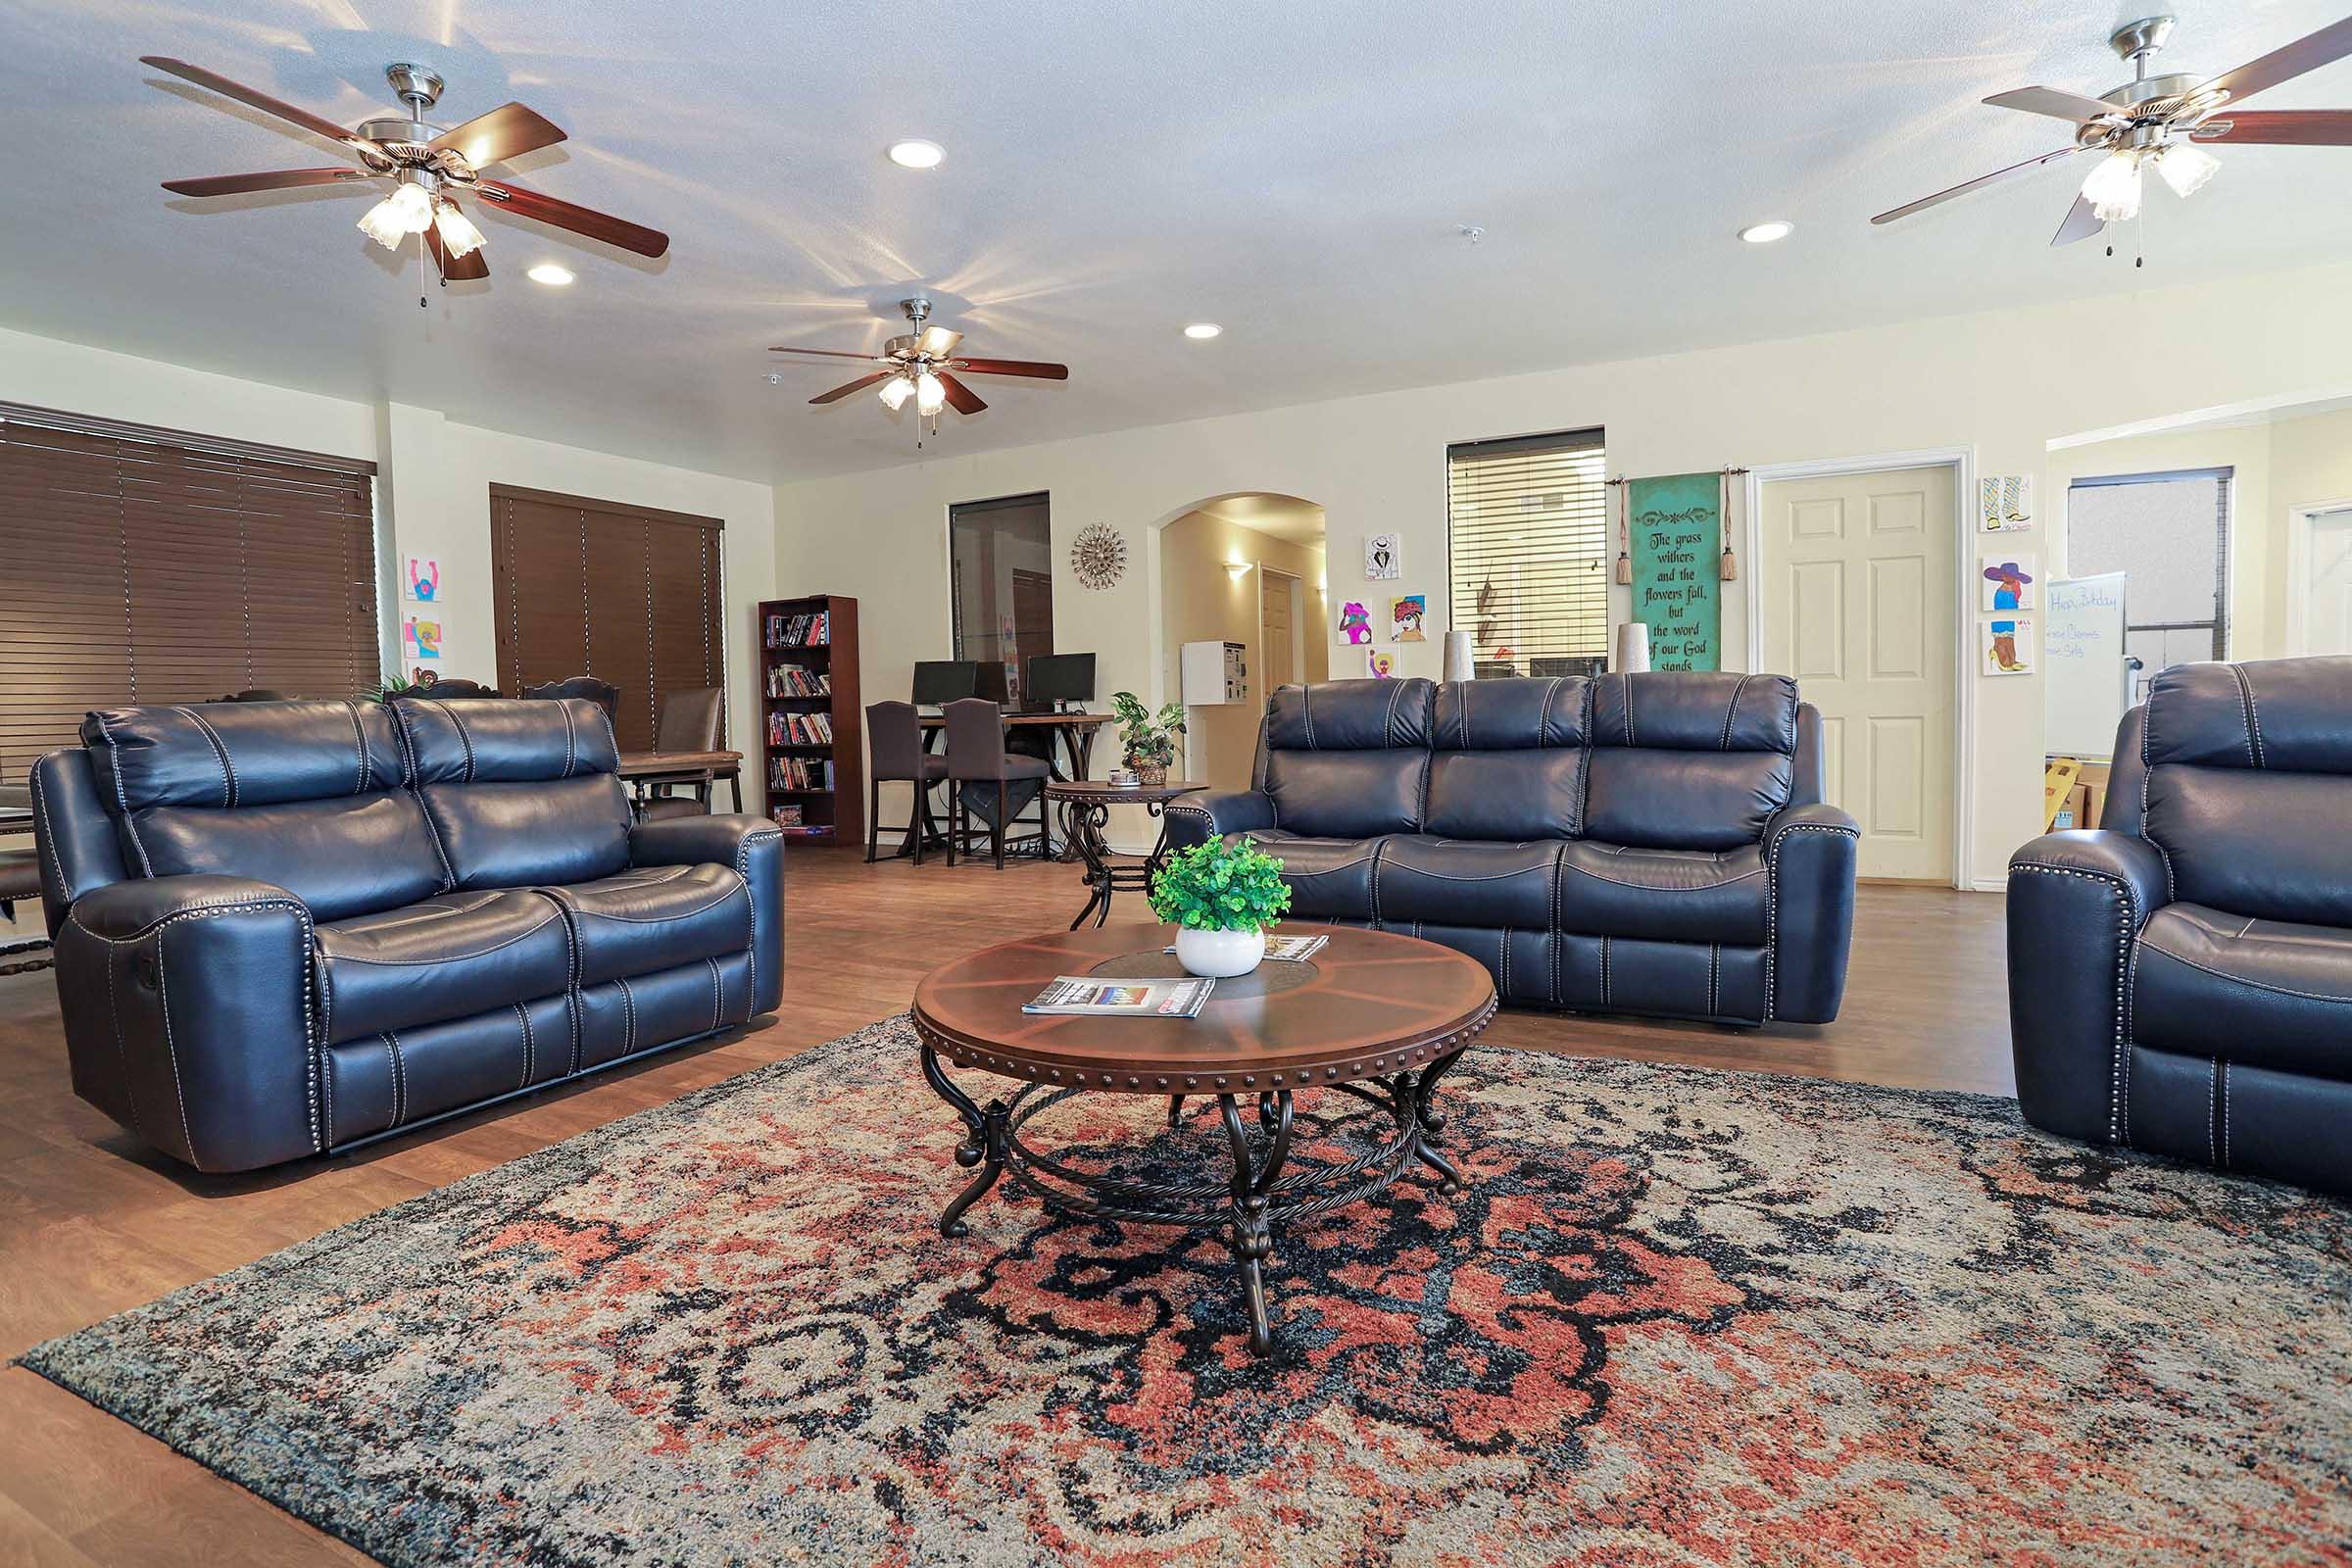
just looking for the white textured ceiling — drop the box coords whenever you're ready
[5,0,2350,485]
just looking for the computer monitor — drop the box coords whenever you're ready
[911,661,978,706]
[973,660,1010,705]
[1529,656,1606,678]
[1024,652,1096,709]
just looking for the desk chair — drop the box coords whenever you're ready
[638,686,727,821]
[219,689,289,702]
[522,675,621,724]
[865,701,948,862]
[943,698,1051,870]
[419,678,502,699]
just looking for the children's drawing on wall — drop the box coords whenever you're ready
[1363,533,1399,580]
[1337,600,1373,645]
[404,615,443,662]
[405,557,441,602]
[1391,594,1426,642]
[1979,475,2033,532]
[1981,556,2036,612]
[1365,648,1396,679]
[1983,616,2033,675]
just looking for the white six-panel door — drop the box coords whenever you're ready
[2301,509,2352,656]
[1760,466,1956,882]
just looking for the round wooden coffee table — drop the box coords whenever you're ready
[911,923,1498,1355]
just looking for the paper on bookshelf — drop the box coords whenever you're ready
[1021,976,1217,1017]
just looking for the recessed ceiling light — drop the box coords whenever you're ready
[888,139,945,170]
[526,262,574,286]
[1183,322,1222,340]
[1739,220,1795,245]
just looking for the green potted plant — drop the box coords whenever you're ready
[1150,838,1293,977]
[1110,690,1187,787]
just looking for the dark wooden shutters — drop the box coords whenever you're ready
[0,406,378,779]
[487,485,723,752]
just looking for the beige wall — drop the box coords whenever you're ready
[777,260,2352,886]
[3,326,778,809]
[2047,404,2352,662]
[1157,510,1327,790]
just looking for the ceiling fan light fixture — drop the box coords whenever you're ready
[432,199,486,259]
[357,179,435,249]
[2081,149,2143,222]
[914,370,947,416]
[887,139,945,170]
[2152,140,2221,198]
[878,374,915,411]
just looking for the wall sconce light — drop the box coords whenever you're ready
[1224,560,1253,580]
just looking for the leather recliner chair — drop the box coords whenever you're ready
[1163,672,1859,1024]
[29,696,784,1173]
[2007,656,2352,1196]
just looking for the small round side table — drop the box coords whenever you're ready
[1043,779,1206,929]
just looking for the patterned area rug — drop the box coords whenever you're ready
[23,1016,2352,1567]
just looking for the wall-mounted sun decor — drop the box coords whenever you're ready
[1070,522,1127,590]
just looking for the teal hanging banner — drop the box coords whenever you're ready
[1628,472,1721,671]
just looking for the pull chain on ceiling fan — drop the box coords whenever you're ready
[143,57,670,296]
[1872,14,2352,251]
[769,298,1069,446]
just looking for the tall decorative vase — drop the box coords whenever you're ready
[1615,621,1651,673]
[1443,628,1475,682]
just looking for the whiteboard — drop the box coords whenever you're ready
[2042,573,2134,760]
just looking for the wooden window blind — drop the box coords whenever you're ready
[487,484,724,752]
[0,402,378,778]
[1446,428,1609,674]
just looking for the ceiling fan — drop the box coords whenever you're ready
[1873,14,2352,247]
[141,57,669,289]
[769,298,1068,437]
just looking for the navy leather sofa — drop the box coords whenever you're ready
[1164,673,1859,1025]
[30,697,783,1173]
[2008,657,2352,1196]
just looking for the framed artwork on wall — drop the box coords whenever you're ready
[1391,594,1427,642]
[1979,475,2034,532]
[1337,599,1373,645]
[1983,616,2033,675]
[1981,555,2036,612]
[1364,533,1399,580]
[404,557,442,601]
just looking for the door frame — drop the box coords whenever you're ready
[1741,446,1977,891]
[2284,495,2352,656]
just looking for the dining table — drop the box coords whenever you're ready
[614,749,745,816]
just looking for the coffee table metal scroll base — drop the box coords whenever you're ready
[918,1033,1471,1357]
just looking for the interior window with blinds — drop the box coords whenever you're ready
[1446,428,1609,676]
[487,484,724,752]
[2066,466,2230,689]
[0,403,379,779]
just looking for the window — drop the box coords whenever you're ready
[949,492,1054,702]
[0,402,379,778]
[1446,428,1608,675]
[487,484,724,752]
[2066,467,2230,695]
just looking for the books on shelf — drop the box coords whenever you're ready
[1021,975,1217,1018]
[769,756,834,792]
[766,710,834,746]
[765,610,830,649]
[765,664,831,698]
[771,804,803,826]
[1159,933,1329,962]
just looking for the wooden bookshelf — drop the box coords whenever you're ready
[759,594,861,846]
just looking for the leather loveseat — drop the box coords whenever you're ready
[29,696,783,1173]
[1164,672,1858,1025]
[2008,657,2352,1196]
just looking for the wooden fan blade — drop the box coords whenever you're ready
[916,325,963,359]
[472,179,668,258]
[430,102,566,171]
[948,358,1070,380]
[162,167,369,197]
[140,56,364,150]
[2196,109,2352,145]
[2052,193,2103,247]
[767,346,893,361]
[1984,86,2123,123]
[2195,17,2352,106]
[809,372,894,405]
[1870,146,2082,224]
[423,223,489,281]
[934,370,987,416]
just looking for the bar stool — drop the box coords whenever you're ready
[866,701,949,863]
[943,698,1051,870]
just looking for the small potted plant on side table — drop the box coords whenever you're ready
[1109,691,1186,788]
[1150,838,1293,978]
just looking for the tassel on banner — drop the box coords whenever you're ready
[1608,475,1633,583]
[1717,466,1744,581]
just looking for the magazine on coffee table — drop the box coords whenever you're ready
[1159,933,1330,962]
[1022,976,1217,1017]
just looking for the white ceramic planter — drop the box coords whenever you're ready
[1175,925,1265,979]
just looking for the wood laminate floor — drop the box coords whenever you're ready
[0,847,2011,1564]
